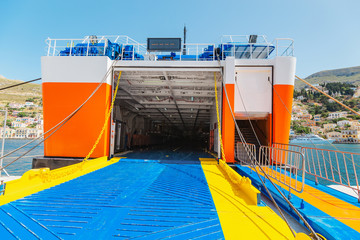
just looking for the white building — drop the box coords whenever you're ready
[323,123,336,132]
[326,131,341,140]
[341,129,360,143]
[27,128,42,138]
[328,111,348,119]
[11,121,27,128]
[15,128,29,138]
[0,127,16,138]
[337,120,351,128]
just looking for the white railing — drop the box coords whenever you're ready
[45,35,295,60]
[259,146,305,196]
[302,146,360,201]
[221,35,270,44]
[0,109,9,177]
[272,142,302,154]
[272,143,360,202]
[272,38,294,57]
[236,142,256,165]
[120,43,216,61]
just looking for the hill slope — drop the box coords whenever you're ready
[0,76,42,104]
[295,66,360,89]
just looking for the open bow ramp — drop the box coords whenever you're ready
[0,150,296,239]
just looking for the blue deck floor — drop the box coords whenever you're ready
[0,151,224,239]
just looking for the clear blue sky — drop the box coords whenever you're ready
[0,0,359,81]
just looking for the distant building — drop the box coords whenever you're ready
[337,120,351,128]
[8,103,24,109]
[15,128,28,138]
[296,96,305,101]
[302,120,316,127]
[341,129,360,143]
[323,123,336,132]
[326,131,341,140]
[300,114,312,120]
[27,128,42,138]
[310,126,323,134]
[24,102,34,107]
[314,114,321,122]
[0,128,16,138]
[291,115,300,121]
[11,121,26,128]
[328,111,347,119]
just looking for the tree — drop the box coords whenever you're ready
[17,112,28,118]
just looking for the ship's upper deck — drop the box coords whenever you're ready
[45,35,294,61]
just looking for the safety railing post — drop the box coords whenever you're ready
[53,40,57,56]
[250,44,253,59]
[196,45,198,61]
[47,39,51,56]
[222,44,224,60]
[132,46,134,61]
[69,40,73,56]
[86,39,90,56]
[213,44,215,61]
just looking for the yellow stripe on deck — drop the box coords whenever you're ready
[200,158,295,240]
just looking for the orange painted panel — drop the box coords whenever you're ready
[222,84,235,163]
[273,85,294,145]
[42,82,111,158]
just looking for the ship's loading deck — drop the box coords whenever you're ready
[0,150,296,239]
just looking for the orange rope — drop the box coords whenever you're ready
[295,75,360,117]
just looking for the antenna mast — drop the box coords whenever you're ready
[183,25,187,55]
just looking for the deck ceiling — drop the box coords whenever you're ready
[115,70,220,128]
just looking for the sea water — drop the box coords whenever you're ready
[1,139,44,176]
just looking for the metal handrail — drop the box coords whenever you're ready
[272,142,303,154]
[236,142,256,165]
[301,146,360,201]
[259,146,306,197]
[45,35,295,59]
[0,109,9,177]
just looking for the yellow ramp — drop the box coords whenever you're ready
[200,158,295,240]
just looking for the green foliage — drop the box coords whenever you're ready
[17,112,28,117]
[348,114,360,120]
[308,105,323,115]
[325,82,355,96]
[321,112,329,118]
[291,121,311,134]
[325,101,341,112]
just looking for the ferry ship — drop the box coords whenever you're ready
[290,134,335,144]
[0,34,359,240]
